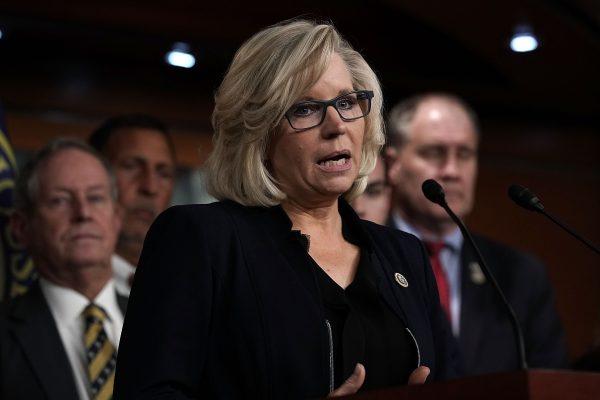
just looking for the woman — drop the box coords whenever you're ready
[115,19,456,399]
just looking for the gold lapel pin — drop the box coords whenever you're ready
[469,262,486,285]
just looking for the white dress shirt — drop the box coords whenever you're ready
[112,253,135,297]
[392,213,464,336]
[39,278,124,400]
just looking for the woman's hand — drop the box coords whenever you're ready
[328,363,366,397]
[408,366,430,384]
[328,364,430,397]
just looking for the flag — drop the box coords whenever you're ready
[0,104,35,299]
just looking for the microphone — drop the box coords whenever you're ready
[422,179,528,370]
[508,184,599,255]
[422,179,446,206]
[507,185,544,212]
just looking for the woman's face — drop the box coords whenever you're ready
[268,53,365,207]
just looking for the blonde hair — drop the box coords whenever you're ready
[206,19,385,206]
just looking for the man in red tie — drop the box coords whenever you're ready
[385,93,567,376]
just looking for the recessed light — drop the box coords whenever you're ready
[510,25,539,53]
[166,42,195,69]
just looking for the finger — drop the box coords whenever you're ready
[328,363,366,397]
[408,366,430,385]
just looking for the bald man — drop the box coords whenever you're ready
[386,93,567,376]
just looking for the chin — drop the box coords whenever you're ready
[324,175,356,192]
[68,250,109,267]
[122,224,150,241]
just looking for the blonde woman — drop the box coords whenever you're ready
[115,19,457,399]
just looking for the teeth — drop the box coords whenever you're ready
[320,158,347,167]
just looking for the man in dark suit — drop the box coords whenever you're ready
[385,93,568,375]
[89,115,176,298]
[0,138,125,399]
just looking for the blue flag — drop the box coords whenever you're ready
[0,104,35,299]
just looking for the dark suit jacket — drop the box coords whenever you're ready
[459,234,567,375]
[388,217,567,376]
[114,200,458,399]
[0,282,128,400]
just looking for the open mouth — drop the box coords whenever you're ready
[317,151,351,169]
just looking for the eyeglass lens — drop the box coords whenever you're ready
[286,91,372,130]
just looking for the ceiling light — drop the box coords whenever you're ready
[166,42,195,68]
[510,25,539,53]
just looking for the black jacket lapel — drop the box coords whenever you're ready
[9,285,79,400]
[458,240,489,370]
[117,292,128,316]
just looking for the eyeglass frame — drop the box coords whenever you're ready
[283,90,374,131]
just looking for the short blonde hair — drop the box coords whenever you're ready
[206,19,385,206]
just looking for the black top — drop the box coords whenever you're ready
[297,220,416,391]
[314,254,416,390]
[114,200,458,399]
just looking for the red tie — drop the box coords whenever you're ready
[424,241,451,323]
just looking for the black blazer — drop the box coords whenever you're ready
[0,283,128,400]
[114,200,458,399]
[459,234,567,375]
[388,216,567,375]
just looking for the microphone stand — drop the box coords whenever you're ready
[440,201,528,369]
[536,209,599,255]
[508,184,599,255]
[424,180,528,370]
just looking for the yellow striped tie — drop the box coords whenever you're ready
[82,304,117,400]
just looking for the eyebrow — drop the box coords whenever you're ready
[49,184,109,194]
[295,88,355,102]
[119,155,175,167]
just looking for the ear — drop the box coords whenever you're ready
[385,146,402,185]
[10,211,32,248]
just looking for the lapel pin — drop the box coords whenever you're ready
[394,272,409,288]
[469,262,486,285]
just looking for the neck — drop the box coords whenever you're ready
[394,206,457,240]
[116,239,142,267]
[38,262,112,301]
[281,197,342,238]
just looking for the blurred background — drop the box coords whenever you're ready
[0,0,598,362]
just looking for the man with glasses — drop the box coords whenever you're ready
[385,93,567,375]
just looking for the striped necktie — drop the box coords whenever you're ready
[82,304,117,400]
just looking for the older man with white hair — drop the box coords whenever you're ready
[0,138,124,400]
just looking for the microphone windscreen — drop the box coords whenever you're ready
[508,184,544,212]
[422,179,446,205]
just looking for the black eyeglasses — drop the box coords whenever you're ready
[284,90,374,131]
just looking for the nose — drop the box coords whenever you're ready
[73,197,92,221]
[320,105,347,139]
[139,167,159,196]
[440,153,460,180]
